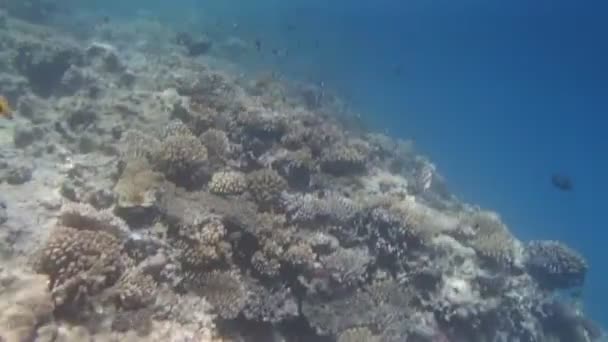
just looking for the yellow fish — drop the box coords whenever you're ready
[0,96,12,119]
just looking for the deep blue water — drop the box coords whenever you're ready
[84,0,608,326]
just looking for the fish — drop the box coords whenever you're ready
[0,96,13,119]
[551,174,573,191]
[255,39,262,51]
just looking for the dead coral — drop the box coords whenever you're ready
[0,268,54,342]
[32,226,125,308]
[208,171,246,196]
[246,168,287,205]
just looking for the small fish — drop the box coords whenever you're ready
[0,96,13,119]
[255,39,262,51]
[551,174,573,191]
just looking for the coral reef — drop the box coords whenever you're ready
[0,10,602,342]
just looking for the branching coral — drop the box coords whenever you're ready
[115,269,158,310]
[200,128,231,160]
[246,168,287,205]
[157,130,208,188]
[32,226,125,308]
[242,282,299,323]
[525,240,588,290]
[208,171,246,196]
[320,247,372,288]
[189,270,247,319]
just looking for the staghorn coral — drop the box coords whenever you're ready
[246,168,287,205]
[208,171,247,196]
[189,270,247,319]
[32,226,125,308]
[525,240,588,290]
[321,145,367,175]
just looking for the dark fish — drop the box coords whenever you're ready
[102,16,110,24]
[286,24,296,32]
[255,39,261,51]
[551,174,573,191]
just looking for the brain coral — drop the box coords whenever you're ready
[247,168,287,205]
[208,171,246,196]
[525,240,588,290]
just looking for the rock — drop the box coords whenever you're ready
[4,165,33,185]
[13,126,42,148]
[0,199,7,225]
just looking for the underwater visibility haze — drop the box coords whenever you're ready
[0,0,606,341]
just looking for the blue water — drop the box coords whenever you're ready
[83,0,608,326]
